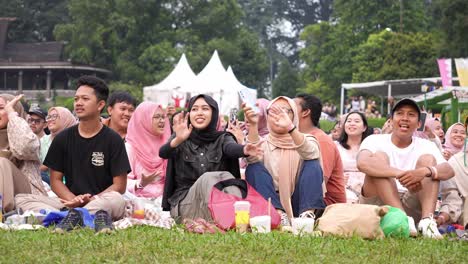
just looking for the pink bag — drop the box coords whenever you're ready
[208,179,281,230]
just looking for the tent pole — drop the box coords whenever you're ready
[387,83,392,115]
[380,96,384,116]
[340,86,345,116]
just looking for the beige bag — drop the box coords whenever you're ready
[317,203,388,239]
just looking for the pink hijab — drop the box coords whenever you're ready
[126,102,171,179]
[257,98,270,137]
[443,123,465,155]
[48,107,77,138]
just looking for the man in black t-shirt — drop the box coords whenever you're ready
[16,76,131,233]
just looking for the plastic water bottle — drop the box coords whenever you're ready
[39,209,51,215]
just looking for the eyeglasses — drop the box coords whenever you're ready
[266,108,293,115]
[27,118,44,125]
[152,115,167,120]
[45,114,59,122]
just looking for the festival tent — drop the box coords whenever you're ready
[143,53,195,107]
[218,66,257,115]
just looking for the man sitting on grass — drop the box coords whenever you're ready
[357,98,454,239]
[16,75,130,233]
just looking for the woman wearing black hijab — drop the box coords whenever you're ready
[160,94,262,222]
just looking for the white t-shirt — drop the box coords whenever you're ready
[359,134,446,192]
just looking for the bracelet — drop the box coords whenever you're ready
[288,124,296,133]
[425,166,433,178]
[431,166,438,180]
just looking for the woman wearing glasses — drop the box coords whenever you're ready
[39,107,77,184]
[244,96,325,226]
[125,102,171,198]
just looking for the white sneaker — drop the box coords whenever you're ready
[418,215,443,239]
[407,216,418,237]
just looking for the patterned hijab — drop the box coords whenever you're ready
[0,94,27,161]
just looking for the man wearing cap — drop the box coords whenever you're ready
[357,98,454,239]
[27,107,47,139]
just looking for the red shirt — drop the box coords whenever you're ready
[309,128,346,205]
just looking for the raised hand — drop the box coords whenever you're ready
[5,94,24,114]
[267,105,293,129]
[172,111,193,142]
[243,140,264,157]
[140,170,162,187]
[226,120,245,144]
[242,102,258,125]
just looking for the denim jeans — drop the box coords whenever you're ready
[246,160,325,217]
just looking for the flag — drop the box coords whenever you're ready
[437,58,453,87]
[455,58,468,87]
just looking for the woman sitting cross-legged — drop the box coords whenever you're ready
[160,94,262,223]
[243,96,325,226]
[125,102,171,198]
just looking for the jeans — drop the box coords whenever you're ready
[246,160,325,217]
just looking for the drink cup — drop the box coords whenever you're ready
[234,201,250,233]
[291,218,315,235]
[132,198,145,219]
[250,215,271,233]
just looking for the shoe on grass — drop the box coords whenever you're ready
[407,216,418,237]
[418,215,443,239]
[299,210,315,220]
[54,209,84,233]
[278,210,291,227]
[94,210,113,234]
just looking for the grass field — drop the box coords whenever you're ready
[1,226,467,263]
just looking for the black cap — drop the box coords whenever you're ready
[391,98,421,118]
[27,107,47,120]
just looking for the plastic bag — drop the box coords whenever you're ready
[379,206,410,238]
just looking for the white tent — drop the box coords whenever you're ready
[143,53,195,107]
[179,50,227,102]
[218,66,257,115]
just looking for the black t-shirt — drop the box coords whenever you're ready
[44,124,131,195]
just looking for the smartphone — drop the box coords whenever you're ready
[230,108,238,123]
[238,88,259,112]
[417,112,427,131]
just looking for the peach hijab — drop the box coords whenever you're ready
[264,96,320,218]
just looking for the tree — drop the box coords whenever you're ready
[0,0,69,42]
[272,59,303,98]
[432,0,468,57]
[352,30,438,82]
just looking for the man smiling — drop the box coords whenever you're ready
[357,98,454,239]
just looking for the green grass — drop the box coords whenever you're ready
[1,227,467,263]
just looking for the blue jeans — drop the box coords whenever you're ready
[41,170,50,185]
[246,160,325,217]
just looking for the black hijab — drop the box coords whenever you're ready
[187,94,224,145]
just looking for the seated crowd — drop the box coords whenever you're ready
[0,75,466,239]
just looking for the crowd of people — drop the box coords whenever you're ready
[0,75,467,239]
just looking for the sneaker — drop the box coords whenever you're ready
[94,210,113,234]
[407,216,418,237]
[299,210,316,219]
[54,209,83,233]
[278,210,291,227]
[418,215,443,239]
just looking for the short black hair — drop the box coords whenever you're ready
[76,75,109,103]
[295,93,322,127]
[107,91,137,108]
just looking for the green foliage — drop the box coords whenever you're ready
[272,59,303,98]
[108,81,142,103]
[352,30,438,82]
[433,0,468,57]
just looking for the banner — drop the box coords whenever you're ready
[437,58,452,87]
[455,58,468,87]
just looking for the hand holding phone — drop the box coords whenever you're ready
[417,113,427,132]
